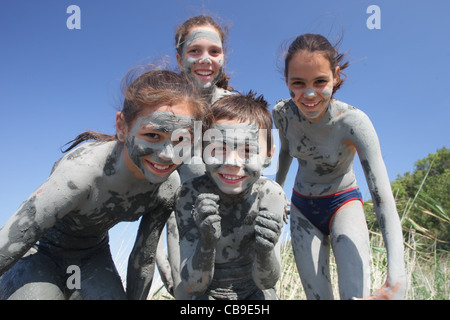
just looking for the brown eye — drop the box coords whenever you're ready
[291,81,305,87]
[144,133,159,140]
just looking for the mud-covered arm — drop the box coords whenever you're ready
[272,107,293,188]
[126,177,177,300]
[126,205,171,300]
[155,231,174,296]
[352,112,406,299]
[0,169,87,276]
[252,180,286,289]
[176,188,220,296]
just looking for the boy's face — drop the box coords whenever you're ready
[203,119,271,195]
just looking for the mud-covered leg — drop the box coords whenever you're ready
[68,245,126,300]
[155,226,174,296]
[0,248,65,300]
[167,212,192,299]
[330,200,371,299]
[290,205,333,300]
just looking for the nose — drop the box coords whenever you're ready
[304,89,316,98]
[198,54,212,64]
[158,142,175,161]
[224,149,242,167]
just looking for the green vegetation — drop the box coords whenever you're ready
[366,147,449,252]
[276,147,449,300]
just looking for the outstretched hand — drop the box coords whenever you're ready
[354,277,404,300]
[192,193,221,244]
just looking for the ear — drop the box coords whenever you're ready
[116,112,127,142]
[333,66,341,85]
[268,144,276,158]
[176,53,184,71]
[263,144,276,168]
[284,71,288,85]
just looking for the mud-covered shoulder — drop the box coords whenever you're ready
[257,176,286,197]
[51,141,116,175]
[211,87,236,105]
[332,99,370,125]
[176,175,211,213]
[272,98,292,116]
[272,98,304,134]
[181,174,215,196]
[331,100,377,150]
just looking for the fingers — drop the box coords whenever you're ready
[196,193,220,203]
[193,193,220,221]
[255,210,283,252]
[255,210,282,233]
[192,193,221,243]
[359,279,402,300]
[283,200,291,223]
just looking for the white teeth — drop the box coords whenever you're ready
[303,102,319,107]
[196,71,213,76]
[153,163,170,170]
[222,174,243,180]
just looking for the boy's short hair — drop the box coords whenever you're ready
[209,91,273,153]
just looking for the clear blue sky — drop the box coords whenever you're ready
[1,1,449,285]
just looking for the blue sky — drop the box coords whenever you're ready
[1,1,449,286]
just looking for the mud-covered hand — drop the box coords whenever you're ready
[356,277,405,300]
[192,193,221,244]
[283,200,291,223]
[255,210,283,253]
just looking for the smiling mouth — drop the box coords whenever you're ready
[144,159,175,174]
[218,173,247,184]
[195,70,214,77]
[302,101,321,108]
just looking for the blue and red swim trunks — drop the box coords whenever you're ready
[291,187,364,235]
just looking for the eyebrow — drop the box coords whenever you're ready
[141,124,193,132]
[185,43,222,50]
[140,123,169,133]
[288,75,329,82]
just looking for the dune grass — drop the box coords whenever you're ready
[274,229,449,300]
[150,204,449,300]
[149,166,449,300]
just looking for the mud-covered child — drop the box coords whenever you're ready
[175,92,287,300]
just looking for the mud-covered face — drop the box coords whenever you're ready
[177,27,224,89]
[203,120,270,195]
[286,51,338,121]
[122,105,194,184]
